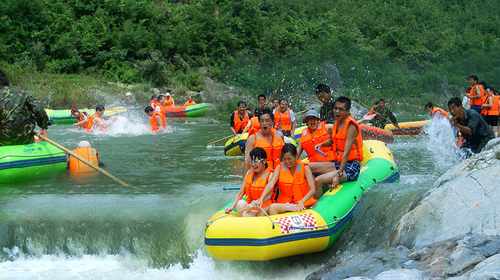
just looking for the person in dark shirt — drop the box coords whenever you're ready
[448,97,494,154]
[0,70,51,146]
[372,98,398,128]
[315,83,336,124]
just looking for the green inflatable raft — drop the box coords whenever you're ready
[0,142,67,183]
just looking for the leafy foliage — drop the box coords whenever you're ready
[1,0,499,111]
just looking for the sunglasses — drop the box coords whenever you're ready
[248,158,265,165]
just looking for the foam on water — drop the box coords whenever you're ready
[0,250,320,280]
[423,116,465,170]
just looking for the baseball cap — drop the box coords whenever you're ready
[126,92,132,96]
[303,109,319,123]
[71,108,78,116]
[165,93,171,96]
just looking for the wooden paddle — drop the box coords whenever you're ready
[206,135,234,146]
[352,98,419,139]
[39,135,145,191]
[387,87,401,106]
[265,78,285,108]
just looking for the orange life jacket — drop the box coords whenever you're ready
[276,160,317,207]
[244,167,274,208]
[233,110,250,133]
[86,113,105,132]
[332,115,364,162]
[300,121,335,162]
[185,100,196,107]
[150,100,159,108]
[165,98,174,107]
[254,129,285,169]
[484,94,500,116]
[158,104,167,117]
[150,111,166,132]
[76,111,89,129]
[274,108,292,131]
[69,147,98,171]
[430,107,450,119]
[248,116,261,136]
[470,84,485,106]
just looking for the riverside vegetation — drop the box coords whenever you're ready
[1,0,499,116]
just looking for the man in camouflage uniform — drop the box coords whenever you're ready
[372,98,398,129]
[316,83,336,124]
[0,70,51,146]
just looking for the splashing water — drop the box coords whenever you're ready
[423,116,465,170]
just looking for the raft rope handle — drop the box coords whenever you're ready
[373,166,396,184]
[204,205,279,230]
[0,152,65,160]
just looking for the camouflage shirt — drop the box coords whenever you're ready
[372,106,398,129]
[0,86,51,146]
[319,97,336,124]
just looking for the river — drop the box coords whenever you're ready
[0,110,463,279]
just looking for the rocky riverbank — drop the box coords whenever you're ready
[308,138,500,279]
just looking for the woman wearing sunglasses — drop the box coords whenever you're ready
[255,144,317,215]
[224,148,275,217]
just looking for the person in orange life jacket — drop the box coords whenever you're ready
[309,97,363,199]
[243,108,285,175]
[224,147,274,217]
[155,95,167,117]
[424,102,450,119]
[184,95,196,107]
[164,92,175,107]
[464,75,485,114]
[69,140,104,170]
[254,94,268,115]
[145,105,166,132]
[296,110,334,162]
[481,87,499,137]
[272,98,280,110]
[149,94,158,108]
[253,144,316,215]
[448,97,494,155]
[86,105,117,132]
[274,99,296,138]
[230,101,252,135]
[71,108,90,129]
[247,108,262,136]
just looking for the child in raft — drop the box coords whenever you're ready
[254,144,317,215]
[224,147,274,217]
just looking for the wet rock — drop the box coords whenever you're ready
[373,269,423,280]
[390,140,500,250]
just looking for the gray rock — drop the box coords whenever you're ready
[373,269,423,280]
[390,141,500,249]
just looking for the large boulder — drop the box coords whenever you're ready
[390,138,500,249]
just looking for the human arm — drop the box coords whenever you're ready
[229,112,237,135]
[253,168,280,207]
[224,178,247,213]
[154,115,164,132]
[482,96,493,108]
[296,142,304,159]
[293,165,316,212]
[290,110,296,137]
[468,86,482,99]
[332,123,357,187]
[243,135,256,175]
[356,112,376,124]
[26,94,51,129]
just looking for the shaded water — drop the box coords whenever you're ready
[0,111,462,279]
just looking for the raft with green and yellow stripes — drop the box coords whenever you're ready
[205,140,399,261]
[0,141,67,183]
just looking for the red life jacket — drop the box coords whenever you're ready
[150,111,166,132]
[233,110,250,133]
[430,107,450,119]
[244,167,274,208]
[254,129,285,169]
[76,111,89,129]
[277,160,317,207]
[86,113,105,132]
[332,115,364,162]
[274,108,292,131]
[470,84,485,106]
[300,121,334,162]
[485,94,500,116]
